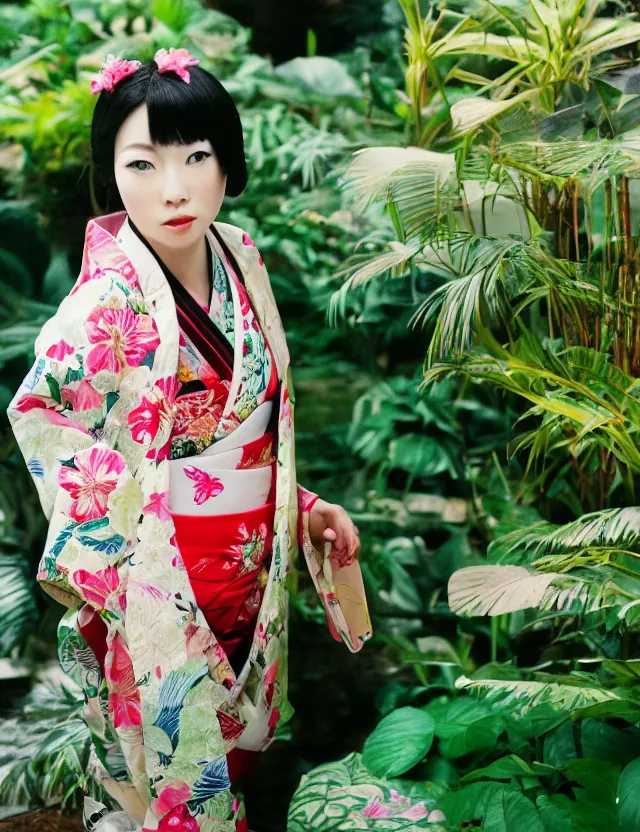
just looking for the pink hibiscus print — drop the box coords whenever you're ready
[264,660,279,708]
[58,445,125,522]
[72,566,124,614]
[155,804,199,831]
[143,491,171,521]
[128,376,177,445]
[106,633,142,729]
[242,232,264,266]
[46,339,75,361]
[61,379,104,411]
[395,803,430,821]
[84,305,160,376]
[362,798,391,819]
[151,781,191,817]
[12,394,58,413]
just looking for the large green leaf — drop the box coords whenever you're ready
[275,57,362,98]
[388,434,454,478]
[581,719,640,766]
[484,789,546,832]
[461,755,556,783]
[535,794,572,832]
[362,707,435,778]
[435,699,504,759]
[440,782,510,827]
[618,757,640,831]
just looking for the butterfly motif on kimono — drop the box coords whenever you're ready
[183,466,225,505]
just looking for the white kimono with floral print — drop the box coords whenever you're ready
[7,212,358,831]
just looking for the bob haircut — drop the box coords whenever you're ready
[90,60,247,210]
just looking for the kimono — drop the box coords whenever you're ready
[6,211,367,832]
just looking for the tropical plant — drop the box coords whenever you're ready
[389,0,640,146]
[333,132,640,511]
[0,669,103,810]
[315,0,640,828]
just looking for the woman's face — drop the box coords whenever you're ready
[113,103,227,249]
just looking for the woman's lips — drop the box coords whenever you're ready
[163,217,196,232]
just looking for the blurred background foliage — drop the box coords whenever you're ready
[2,0,640,830]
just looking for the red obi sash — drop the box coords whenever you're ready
[171,500,275,657]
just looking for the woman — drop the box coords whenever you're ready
[7,49,370,832]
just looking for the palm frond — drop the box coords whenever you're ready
[494,139,640,184]
[448,564,560,616]
[522,507,640,555]
[425,342,640,471]
[455,674,635,716]
[0,674,101,810]
[540,571,623,615]
[342,147,457,238]
[436,31,540,61]
[575,18,640,58]
[415,236,534,360]
[328,240,420,324]
[0,553,38,655]
[451,89,537,135]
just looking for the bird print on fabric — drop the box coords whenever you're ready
[183,466,225,505]
[152,661,210,762]
[188,756,232,811]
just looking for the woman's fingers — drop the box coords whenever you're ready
[327,512,360,562]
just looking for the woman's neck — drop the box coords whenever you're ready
[155,236,209,304]
[128,218,211,307]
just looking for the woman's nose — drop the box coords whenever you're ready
[162,171,188,205]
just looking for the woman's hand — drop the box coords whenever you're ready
[308,498,360,567]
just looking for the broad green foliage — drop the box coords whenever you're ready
[618,757,640,831]
[287,752,445,830]
[362,707,435,776]
[321,0,640,830]
[0,672,101,810]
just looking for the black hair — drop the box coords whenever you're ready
[90,60,247,211]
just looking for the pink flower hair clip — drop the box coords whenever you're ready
[90,54,142,95]
[154,47,200,83]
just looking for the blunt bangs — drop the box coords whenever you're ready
[90,61,247,204]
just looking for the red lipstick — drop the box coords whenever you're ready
[163,215,196,227]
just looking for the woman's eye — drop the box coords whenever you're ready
[127,160,153,172]
[127,150,211,171]
[188,151,211,164]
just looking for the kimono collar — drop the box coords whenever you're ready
[87,211,217,302]
[83,211,290,374]
[126,215,215,306]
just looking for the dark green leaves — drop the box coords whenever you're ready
[484,790,546,832]
[618,757,640,831]
[362,707,435,777]
[435,699,504,758]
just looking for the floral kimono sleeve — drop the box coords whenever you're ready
[9,268,241,830]
[7,272,155,610]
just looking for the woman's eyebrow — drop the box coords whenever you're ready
[121,142,156,152]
